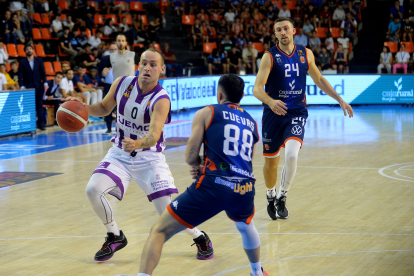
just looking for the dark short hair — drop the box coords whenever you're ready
[274,17,295,28]
[10,61,18,66]
[0,63,5,67]
[95,29,102,34]
[79,64,87,69]
[55,71,64,77]
[218,74,245,104]
[84,43,91,48]
[63,26,70,31]
[80,27,86,32]
[24,44,34,51]
[141,48,165,65]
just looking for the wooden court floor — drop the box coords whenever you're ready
[0,106,413,276]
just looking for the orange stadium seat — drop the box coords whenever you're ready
[141,15,148,26]
[94,14,104,25]
[182,15,195,25]
[120,14,132,25]
[58,46,69,57]
[41,28,51,40]
[41,13,51,25]
[7,44,18,58]
[105,14,118,25]
[153,43,161,51]
[53,61,62,73]
[315,27,328,38]
[60,14,67,21]
[32,13,42,25]
[286,1,297,10]
[133,43,145,50]
[384,42,397,53]
[330,27,340,38]
[44,62,55,76]
[130,1,145,12]
[33,28,42,40]
[58,0,70,11]
[115,1,127,11]
[6,63,10,72]
[17,44,26,57]
[46,76,54,81]
[90,1,101,12]
[253,42,264,53]
[2,43,7,55]
[203,42,217,54]
[35,44,55,58]
[208,27,217,39]
[401,42,414,53]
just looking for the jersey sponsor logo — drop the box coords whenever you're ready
[275,53,281,57]
[289,80,296,90]
[118,115,150,131]
[264,144,270,150]
[219,162,229,171]
[300,56,306,63]
[123,91,130,98]
[230,164,254,178]
[298,50,304,56]
[214,176,236,189]
[98,162,110,168]
[222,111,255,131]
[172,200,178,209]
[233,182,253,195]
[291,125,303,135]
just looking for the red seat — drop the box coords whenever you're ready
[7,44,18,58]
[17,44,26,57]
[141,15,148,26]
[2,43,7,55]
[58,0,70,11]
[33,28,42,40]
[208,27,217,39]
[46,76,54,81]
[130,1,145,12]
[41,28,51,40]
[133,43,145,49]
[105,14,118,25]
[94,14,104,25]
[271,1,283,10]
[153,43,161,51]
[384,42,398,53]
[44,62,55,76]
[41,13,51,25]
[315,27,328,38]
[329,27,340,38]
[114,1,127,11]
[402,41,414,53]
[53,61,62,73]
[120,14,132,25]
[286,1,297,10]
[203,42,217,54]
[6,63,11,72]
[89,1,101,11]
[182,15,195,25]
[60,14,67,21]
[32,13,42,25]
[58,46,69,57]
[253,42,264,53]
[34,44,55,58]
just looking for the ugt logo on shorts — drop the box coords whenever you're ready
[291,125,302,135]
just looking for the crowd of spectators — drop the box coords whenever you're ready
[380,0,414,74]
[178,0,363,74]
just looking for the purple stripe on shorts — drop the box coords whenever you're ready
[147,188,178,202]
[118,129,125,149]
[93,169,125,201]
[114,76,127,100]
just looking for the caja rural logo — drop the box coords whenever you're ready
[382,77,414,102]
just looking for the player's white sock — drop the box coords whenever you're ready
[267,187,276,197]
[250,261,263,276]
[104,220,120,236]
[137,273,150,276]
[185,227,204,239]
[277,140,301,199]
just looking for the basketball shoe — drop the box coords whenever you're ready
[94,230,128,261]
[267,193,277,220]
[250,267,269,276]
[192,231,214,260]
[275,196,289,219]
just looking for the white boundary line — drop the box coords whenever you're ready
[394,164,414,179]
[211,249,414,275]
[378,162,414,183]
[1,232,413,241]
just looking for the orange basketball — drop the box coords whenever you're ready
[56,101,89,133]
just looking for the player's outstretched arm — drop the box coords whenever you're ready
[122,98,171,152]
[306,48,354,118]
[253,52,288,116]
[185,106,212,167]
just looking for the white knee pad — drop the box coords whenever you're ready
[82,91,91,105]
[235,220,261,250]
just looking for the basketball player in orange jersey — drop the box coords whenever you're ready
[253,18,353,220]
[65,49,213,261]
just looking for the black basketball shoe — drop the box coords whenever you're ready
[267,193,277,220]
[275,196,289,219]
[94,230,128,261]
[192,231,214,260]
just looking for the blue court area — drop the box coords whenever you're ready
[0,105,412,161]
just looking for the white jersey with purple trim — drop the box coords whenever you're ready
[110,76,171,153]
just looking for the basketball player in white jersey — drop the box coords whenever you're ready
[66,49,213,261]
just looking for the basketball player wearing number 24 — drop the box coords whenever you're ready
[253,18,354,220]
[64,49,213,262]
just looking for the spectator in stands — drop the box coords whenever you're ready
[235,32,248,51]
[88,67,103,91]
[278,2,291,18]
[304,3,318,27]
[292,4,304,27]
[201,20,211,44]
[390,0,404,20]
[0,42,8,64]
[88,29,103,50]
[409,0,414,23]
[309,30,321,54]
[33,0,49,14]
[242,41,258,74]
[393,43,410,74]
[60,27,78,67]
[245,18,256,41]
[225,8,236,24]
[69,27,84,53]
[227,45,242,74]
[332,44,347,74]
[70,0,86,28]
[402,17,413,42]
[11,13,25,44]
[341,13,357,42]
[325,31,335,56]
[73,64,102,105]
[256,43,270,71]
[19,9,33,38]
[0,69,7,91]
[257,19,270,43]
[162,43,180,77]
[173,0,184,16]
[102,0,124,16]
[232,17,243,37]
[120,17,138,42]
[197,8,209,22]
[104,18,119,39]
[252,8,264,23]
[208,8,224,24]
[241,7,251,24]
[63,15,75,32]
[148,17,161,43]
[8,61,19,84]
[218,18,230,41]
[60,66,87,104]
[333,3,346,26]
[303,18,314,37]
[377,46,392,74]
[221,34,233,52]
[18,44,48,130]
[51,15,63,38]
[81,44,100,69]
[387,16,402,42]
[83,0,96,29]
[345,0,358,21]
[268,33,278,48]
[43,72,65,122]
[317,47,333,71]
[133,15,148,44]
[208,48,228,75]
[192,18,203,47]
[311,0,324,8]
[76,27,89,48]
[327,0,337,12]
[294,28,308,47]
[1,11,17,45]
[319,5,332,28]
[0,63,18,90]
[337,30,350,53]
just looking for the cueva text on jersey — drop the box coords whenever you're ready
[118,116,150,131]
[222,111,255,132]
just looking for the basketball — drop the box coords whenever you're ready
[56,101,88,133]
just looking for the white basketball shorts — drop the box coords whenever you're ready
[92,146,177,202]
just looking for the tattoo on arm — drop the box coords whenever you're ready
[141,133,155,148]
